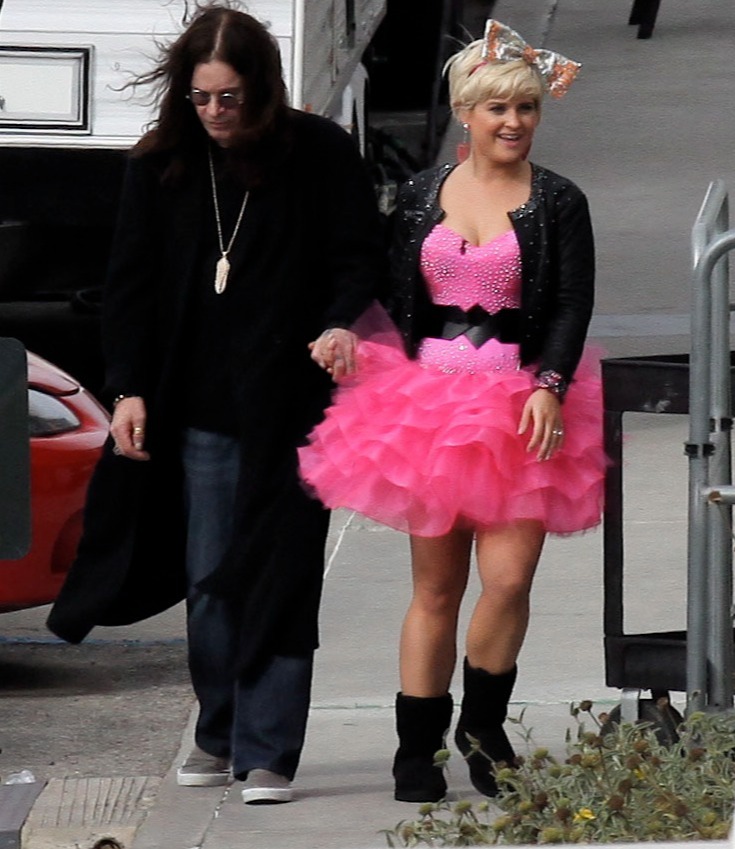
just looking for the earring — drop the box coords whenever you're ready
[456,123,470,163]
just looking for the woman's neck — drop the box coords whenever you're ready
[464,154,530,185]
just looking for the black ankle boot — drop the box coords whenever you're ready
[454,659,517,797]
[392,692,453,803]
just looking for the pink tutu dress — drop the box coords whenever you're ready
[298,224,606,537]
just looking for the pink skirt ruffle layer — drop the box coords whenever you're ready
[299,314,607,538]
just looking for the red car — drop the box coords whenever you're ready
[0,351,109,612]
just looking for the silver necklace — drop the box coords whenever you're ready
[208,147,250,294]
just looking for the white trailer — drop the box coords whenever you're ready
[0,0,385,151]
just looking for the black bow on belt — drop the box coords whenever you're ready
[426,305,521,348]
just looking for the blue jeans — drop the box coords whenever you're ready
[182,427,313,780]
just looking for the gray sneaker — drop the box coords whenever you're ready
[240,769,293,804]
[176,744,231,787]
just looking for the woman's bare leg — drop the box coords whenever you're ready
[399,529,472,696]
[454,520,545,796]
[467,520,546,673]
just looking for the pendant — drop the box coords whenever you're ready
[214,254,230,294]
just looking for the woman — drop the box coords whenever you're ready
[299,20,606,802]
[46,2,385,804]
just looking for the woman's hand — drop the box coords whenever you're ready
[518,388,564,461]
[309,328,358,380]
[109,396,150,461]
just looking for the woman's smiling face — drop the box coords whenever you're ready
[461,95,540,163]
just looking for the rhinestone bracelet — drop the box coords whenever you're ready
[534,370,568,400]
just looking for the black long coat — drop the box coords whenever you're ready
[47,111,387,674]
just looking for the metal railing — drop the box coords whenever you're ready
[687,179,735,712]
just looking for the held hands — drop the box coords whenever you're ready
[518,388,564,461]
[309,328,359,380]
[109,396,150,461]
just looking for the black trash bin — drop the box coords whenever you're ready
[601,353,735,736]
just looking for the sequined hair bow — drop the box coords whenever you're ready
[472,19,581,99]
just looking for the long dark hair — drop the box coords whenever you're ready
[130,1,290,185]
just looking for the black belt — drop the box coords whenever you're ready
[426,305,521,348]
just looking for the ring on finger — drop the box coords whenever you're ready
[552,428,564,436]
[133,427,144,435]
[113,444,122,455]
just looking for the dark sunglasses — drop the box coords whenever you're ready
[187,89,244,110]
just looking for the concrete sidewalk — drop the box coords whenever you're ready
[19,0,735,845]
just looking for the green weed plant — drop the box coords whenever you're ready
[385,700,735,845]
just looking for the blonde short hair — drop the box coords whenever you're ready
[444,39,545,119]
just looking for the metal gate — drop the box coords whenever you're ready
[687,179,735,713]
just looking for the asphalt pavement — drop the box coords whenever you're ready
[10,0,735,846]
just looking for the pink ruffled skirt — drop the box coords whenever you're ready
[298,310,607,538]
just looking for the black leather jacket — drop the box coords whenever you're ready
[387,162,595,396]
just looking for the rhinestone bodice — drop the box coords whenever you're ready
[416,224,522,374]
[420,224,522,310]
